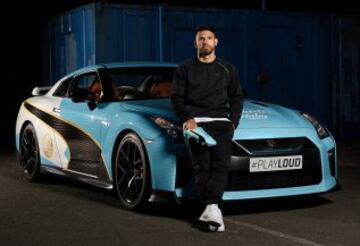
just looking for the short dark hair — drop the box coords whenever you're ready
[195,25,216,36]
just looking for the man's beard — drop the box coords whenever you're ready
[198,47,214,57]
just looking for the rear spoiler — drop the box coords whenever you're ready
[31,86,52,96]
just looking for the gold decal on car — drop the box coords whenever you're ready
[43,133,53,158]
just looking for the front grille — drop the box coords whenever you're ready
[233,137,304,156]
[227,138,322,191]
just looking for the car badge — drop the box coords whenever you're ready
[266,139,276,148]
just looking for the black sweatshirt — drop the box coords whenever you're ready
[170,57,244,128]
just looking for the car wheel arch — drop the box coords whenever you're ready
[19,121,33,147]
[19,122,42,181]
[112,129,153,210]
[111,129,133,177]
[111,129,152,183]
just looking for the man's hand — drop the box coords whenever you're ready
[184,118,197,130]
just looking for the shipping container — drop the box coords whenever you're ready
[46,2,360,138]
[336,16,360,138]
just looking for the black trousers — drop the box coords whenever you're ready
[187,121,234,205]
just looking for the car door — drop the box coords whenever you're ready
[54,72,110,180]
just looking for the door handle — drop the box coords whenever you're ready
[52,107,61,113]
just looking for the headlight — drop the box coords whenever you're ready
[301,112,329,139]
[151,117,183,141]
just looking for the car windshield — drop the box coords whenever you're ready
[99,67,175,101]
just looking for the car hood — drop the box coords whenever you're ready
[120,99,307,128]
[239,100,306,128]
[121,99,178,121]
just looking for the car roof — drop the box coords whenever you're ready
[68,62,178,76]
[49,62,178,94]
[102,62,178,69]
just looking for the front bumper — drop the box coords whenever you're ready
[174,135,338,201]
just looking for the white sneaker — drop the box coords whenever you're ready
[199,204,225,232]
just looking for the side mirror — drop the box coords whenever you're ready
[87,100,96,110]
[72,88,96,104]
[32,86,52,96]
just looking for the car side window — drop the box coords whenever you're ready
[74,74,97,89]
[69,73,103,102]
[53,78,72,97]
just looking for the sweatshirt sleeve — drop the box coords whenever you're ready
[228,64,244,128]
[170,65,192,123]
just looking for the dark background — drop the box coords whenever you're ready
[1,0,359,153]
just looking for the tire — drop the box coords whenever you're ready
[114,132,151,210]
[20,124,41,181]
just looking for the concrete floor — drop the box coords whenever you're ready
[0,141,359,246]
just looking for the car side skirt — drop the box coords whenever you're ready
[41,165,114,190]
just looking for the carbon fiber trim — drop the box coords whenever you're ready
[41,165,113,189]
[24,102,110,183]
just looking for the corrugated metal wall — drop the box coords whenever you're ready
[337,17,360,138]
[95,4,160,63]
[47,3,360,139]
[49,5,96,82]
[161,9,335,129]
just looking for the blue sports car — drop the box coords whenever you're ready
[15,62,338,210]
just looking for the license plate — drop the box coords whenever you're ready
[249,155,303,172]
